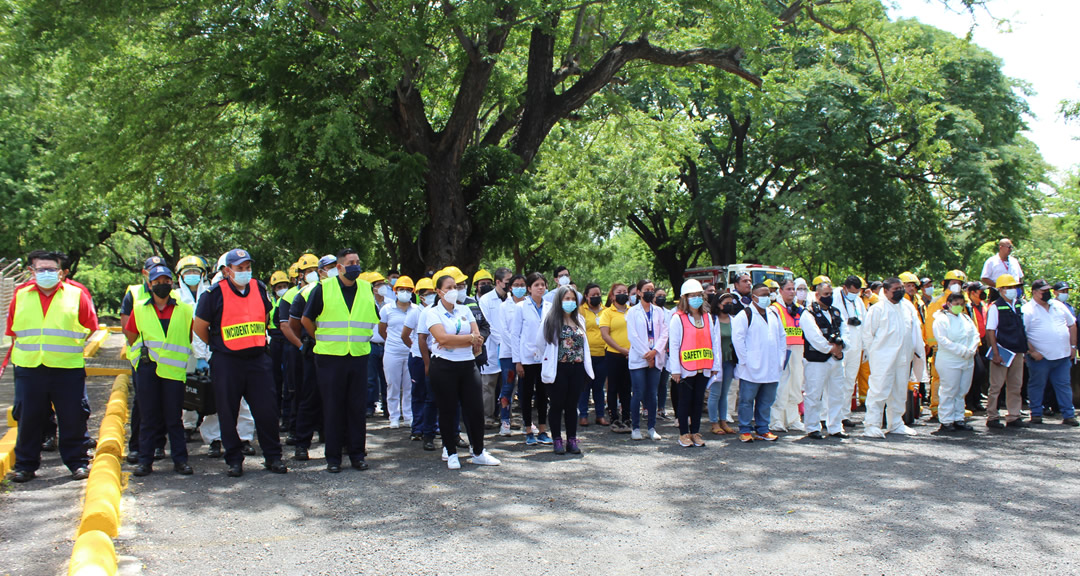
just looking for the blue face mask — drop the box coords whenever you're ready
[35,270,60,289]
[561,300,577,314]
[183,273,202,287]
[844,291,857,302]
[688,296,704,310]
[232,271,252,286]
[344,265,362,281]
[512,287,526,299]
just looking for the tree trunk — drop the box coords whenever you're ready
[421,156,480,273]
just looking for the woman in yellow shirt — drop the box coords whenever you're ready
[578,284,610,427]
[600,283,631,433]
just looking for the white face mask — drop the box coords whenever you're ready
[769,292,778,302]
[443,289,458,304]
[305,271,320,284]
[923,287,933,296]
[378,284,393,300]
[558,275,571,286]
[796,289,807,300]
[1057,293,1070,303]
[423,294,436,307]
[949,284,961,294]
[275,288,287,298]
[455,288,467,303]
[325,268,339,279]
[756,295,772,309]
[396,290,412,303]
[1003,288,1017,301]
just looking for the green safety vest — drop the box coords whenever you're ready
[269,285,301,331]
[127,287,183,366]
[10,284,89,369]
[313,278,378,356]
[132,297,194,381]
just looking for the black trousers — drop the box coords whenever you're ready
[210,352,282,466]
[606,352,631,422]
[285,345,303,435]
[135,361,187,465]
[675,373,709,435]
[430,357,485,456]
[315,354,368,466]
[13,366,90,473]
[520,363,547,430]
[294,349,323,448]
[269,335,290,425]
[128,367,166,453]
[548,362,586,440]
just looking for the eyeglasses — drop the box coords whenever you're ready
[33,267,59,273]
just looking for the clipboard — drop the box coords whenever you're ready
[987,345,1017,368]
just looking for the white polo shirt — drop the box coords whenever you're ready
[422,302,476,362]
[1021,299,1075,361]
[379,301,417,357]
[981,254,1024,285]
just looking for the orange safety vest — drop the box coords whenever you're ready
[677,311,713,372]
[771,301,803,345]
[220,283,267,351]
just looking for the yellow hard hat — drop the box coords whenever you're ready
[296,253,319,270]
[763,279,779,289]
[288,262,299,280]
[367,271,386,284]
[415,277,434,292]
[437,266,468,284]
[175,255,207,273]
[394,275,415,291]
[857,276,867,289]
[899,271,920,284]
[812,275,832,287]
[944,269,967,282]
[269,271,289,286]
[996,274,1020,289]
[473,269,494,283]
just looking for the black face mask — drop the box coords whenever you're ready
[615,293,629,305]
[589,295,602,307]
[477,284,494,296]
[151,283,173,299]
[890,289,905,303]
[655,296,666,307]
[642,291,655,303]
[819,295,833,307]
[343,265,362,281]
[1039,290,1051,302]
[722,303,737,315]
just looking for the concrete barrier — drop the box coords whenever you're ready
[68,529,117,575]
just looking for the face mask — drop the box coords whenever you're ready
[589,295,602,307]
[343,265,362,281]
[615,294,629,305]
[305,271,320,284]
[478,284,494,296]
[511,286,526,299]
[844,291,857,302]
[443,289,458,304]
[232,271,252,286]
[389,278,397,286]
[756,296,771,309]
[1057,293,1069,303]
[722,303,737,315]
[152,283,173,299]
[423,294,436,307]
[558,275,571,286]
[655,296,666,307]
[923,287,933,296]
[378,284,393,300]
[890,289,905,303]
[949,284,961,294]
[183,274,202,287]
[769,293,778,302]
[33,270,59,289]
[950,305,964,314]
[641,291,655,304]
[1003,288,1017,301]
[796,289,807,300]
[455,288,467,303]
[1039,290,1051,302]
[275,288,287,298]
[688,296,704,310]
[396,290,412,303]
[819,295,833,307]
[561,300,577,314]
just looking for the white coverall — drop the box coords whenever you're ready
[801,304,848,435]
[834,292,866,421]
[930,310,979,425]
[863,291,924,433]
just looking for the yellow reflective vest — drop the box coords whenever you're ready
[10,284,89,369]
[132,298,194,381]
[313,278,378,356]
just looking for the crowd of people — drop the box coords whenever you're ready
[5,237,1078,481]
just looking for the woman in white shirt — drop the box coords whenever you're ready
[511,272,553,446]
[402,278,437,449]
[537,286,594,454]
[379,276,418,430]
[423,274,500,470]
[931,292,980,432]
[667,279,720,447]
[626,279,668,441]
[497,274,527,435]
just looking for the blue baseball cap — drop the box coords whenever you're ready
[143,256,165,270]
[225,249,254,267]
[148,265,173,282]
[318,255,337,268]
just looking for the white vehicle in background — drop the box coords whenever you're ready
[683,264,794,292]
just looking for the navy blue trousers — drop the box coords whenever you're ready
[13,366,90,473]
[315,354,368,466]
[135,361,188,465]
[210,352,282,466]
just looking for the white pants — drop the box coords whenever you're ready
[865,350,911,432]
[936,359,973,424]
[383,352,413,423]
[771,345,804,428]
[727,378,739,422]
[200,399,255,443]
[803,358,848,434]
[838,346,863,420]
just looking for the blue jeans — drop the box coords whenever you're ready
[578,355,608,419]
[708,362,737,422]
[409,355,437,436]
[367,342,386,413]
[738,379,778,434]
[657,368,671,415]
[630,366,660,430]
[1027,356,1076,419]
[498,358,516,422]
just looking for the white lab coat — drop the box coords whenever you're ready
[931,309,979,424]
[511,298,550,365]
[731,306,786,383]
[535,309,595,384]
[477,290,504,374]
[625,303,669,370]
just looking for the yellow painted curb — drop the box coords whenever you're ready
[69,530,117,575]
[82,330,109,359]
[0,426,16,479]
[6,405,15,427]
[85,368,130,377]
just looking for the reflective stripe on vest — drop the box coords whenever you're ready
[313,278,378,356]
[677,311,713,372]
[772,302,803,345]
[125,284,146,367]
[219,283,267,350]
[133,299,194,380]
[10,284,89,368]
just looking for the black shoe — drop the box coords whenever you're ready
[806,430,826,440]
[986,419,1005,429]
[71,466,91,480]
[10,469,35,483]
[954,422,975,431]
[830,432,850,439]
[185,429,200,442]
[241,440,256,456]
[41,436,57,451]
[285,434,298,446]
[842,419,860,428]
[1063,417,1080,427]
[327,464,342,473]
[936,423,956,433]
[928,415,939,423]
[410,433,422,441]
[455,435,469,449]
[294,447,309,461]
[126,451,140,464]
[207,440,222,458]
[174,462,193,475]
[422,437,436,451]
[153,447,166,460]
[133,463,152,477]
[1030,416,1044,424]
[352,460,369,471]
[1007,419,1029,428]
[227,464,243,477]
[264,460,288,474]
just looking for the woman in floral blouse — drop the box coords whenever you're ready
[537,286,595,454]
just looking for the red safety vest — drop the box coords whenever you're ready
[677,311,714,372]
[771,302,803,346]
[220,283,267,351]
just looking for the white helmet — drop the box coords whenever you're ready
[216,253,228,271]
[680,279,704,296]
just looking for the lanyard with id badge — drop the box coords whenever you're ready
[645,308,655,349]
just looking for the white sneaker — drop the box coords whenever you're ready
[890,425,918,436]
[648,428,662,441]
[470,450,501,466]
[389,420,401,429]
[447,454,460,470]
[403,419,413,428]
[529,424,540,435]
[441,447,449,461]
[631,429,643,440]
[862,426,886,439]
[499,421,512,436]
[788,421,806,432]
[770,425,788,433]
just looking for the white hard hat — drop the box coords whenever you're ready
[680,279,704,296]
[794,277,808,289]
[216,253,228,270]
